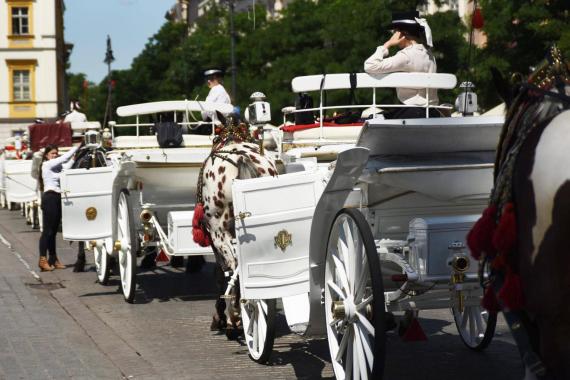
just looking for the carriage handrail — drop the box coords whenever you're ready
[116,100,234,117]
[282,103,453,116]
[291,72,457,93]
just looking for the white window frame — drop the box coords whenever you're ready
[11,7,30,35]
[13,70,31,101]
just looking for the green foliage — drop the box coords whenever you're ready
[66,0,569,124]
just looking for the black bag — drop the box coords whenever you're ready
[294,93,315,125]
[155,121,183,148]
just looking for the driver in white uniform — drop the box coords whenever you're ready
[202,69,231,120]
[364,11,441,119]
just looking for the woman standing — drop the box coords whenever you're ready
[37,144,78,271]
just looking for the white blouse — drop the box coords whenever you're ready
[42,146,78,193]
[202,84,232,120]
[364,44,439,106]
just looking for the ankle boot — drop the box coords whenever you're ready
[52,257,65,270]
[38,257,54,272]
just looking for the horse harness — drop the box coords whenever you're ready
[484,46,569,379]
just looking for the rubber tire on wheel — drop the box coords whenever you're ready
[94,239,111,285]
[116,190,137,303]
[452,305,497,351]
[241,299,276,364]
[325,208,386,380]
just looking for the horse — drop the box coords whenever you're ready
[468,46,570,379]
[70,143,109,272]
[193,114,278,337]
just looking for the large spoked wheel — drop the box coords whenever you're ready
[452,304,497,351]
[325,208,386,380]
[241,299,277,364]
[94,239,111,285]
[116,190,138,303]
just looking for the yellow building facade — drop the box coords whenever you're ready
[0,0,67,139]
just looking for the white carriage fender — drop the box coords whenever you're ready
[305,147,370,336]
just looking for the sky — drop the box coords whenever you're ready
[65,0,174,84]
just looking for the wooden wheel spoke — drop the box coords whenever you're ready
[356,295,373,312]
[355,311,375,337]
[354,323,374,374]
[332,253,351,294]
[327,280,347,301]
[353,324,368,380]
[335,328,351,363]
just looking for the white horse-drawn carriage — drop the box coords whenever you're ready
[209,72,505,379]
[60,100,233,302]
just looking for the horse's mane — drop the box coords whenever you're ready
[492,46,570,208]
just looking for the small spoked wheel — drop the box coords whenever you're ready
[325,208,386,380]
[241,299,276,363]
[452,304,497,350]
[116,190,137,303]
[94,239,111,285]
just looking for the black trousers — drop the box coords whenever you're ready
[39,191,61,257]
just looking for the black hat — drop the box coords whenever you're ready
[389,11,422,37]
[204,69,224,78]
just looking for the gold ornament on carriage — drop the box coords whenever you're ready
[85,207,97,221]
[274,230,292,252]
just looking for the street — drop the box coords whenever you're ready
[0,207,523,379]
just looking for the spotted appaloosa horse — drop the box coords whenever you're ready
[193,118,277,335]
[469,47,570,379]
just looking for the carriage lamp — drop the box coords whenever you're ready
[84,130,101,149]
[454,82,478,116]
[447,241,470,313]
[140,209,153,241]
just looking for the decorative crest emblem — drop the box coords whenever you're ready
[274,230,292,252]
[85,207,97,221]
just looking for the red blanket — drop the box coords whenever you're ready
[28,122,72,152]
[281,122,363,133]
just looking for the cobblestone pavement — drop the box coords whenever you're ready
[0,208,524,379]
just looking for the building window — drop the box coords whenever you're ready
[11,7,29,35]
[13,70,31,101]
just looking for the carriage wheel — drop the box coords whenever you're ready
[325,208,386,380]
[241,299,276,364]
[117,190,137,303]
[452,304,497,351]
[94,239,111,285]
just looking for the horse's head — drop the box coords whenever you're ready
[213,110,257,149]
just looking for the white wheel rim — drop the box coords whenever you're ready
[453,305,489,348]
[117,193,133,297]
[94,241,108,283]
[241,299,269,360]
[325,214,374,380]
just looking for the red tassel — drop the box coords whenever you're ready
[467,205,497,260]
[192,203,211,247]
[472,7,484,29]
[497,270,525,310]
[193,203,205,222]
[492,203,517,253]
[482,286,501,312]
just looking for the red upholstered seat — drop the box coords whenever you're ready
[28,122,72,152]
[281,122,363,133]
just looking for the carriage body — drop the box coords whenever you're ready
[231,72,505,376]
[59,100,233,301]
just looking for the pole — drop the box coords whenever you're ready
[229,0,237,102]
[103,35,115,128]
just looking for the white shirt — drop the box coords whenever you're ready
[364,44,438,106]
[42,146,78,193]
[202,84,231,120]
[63,110,87,123]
